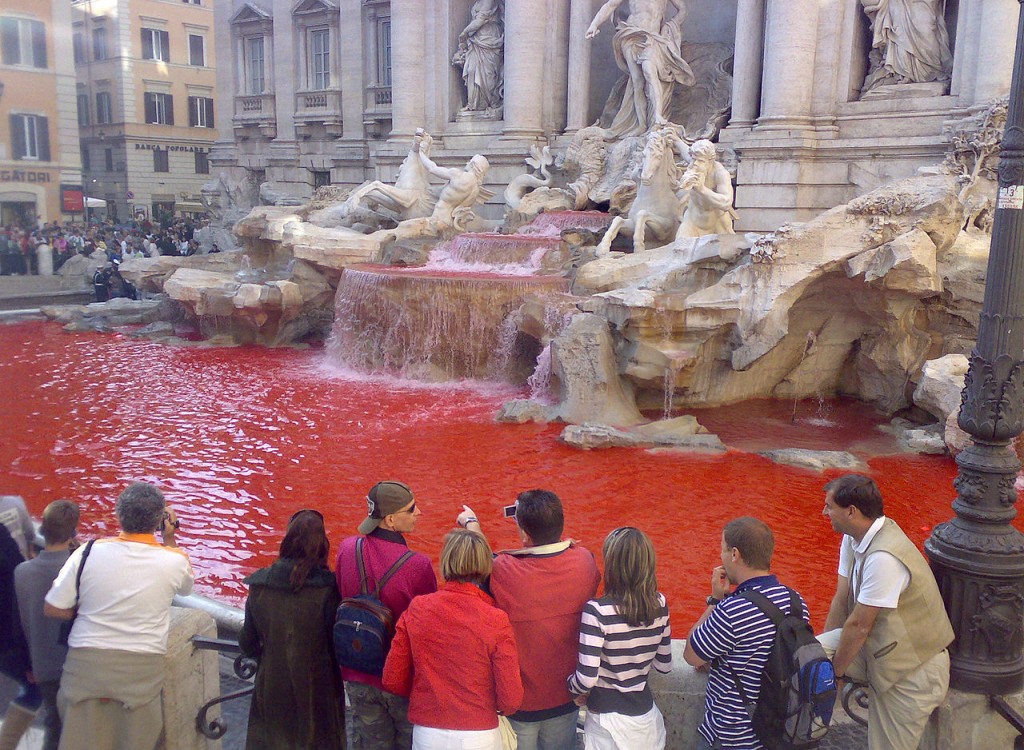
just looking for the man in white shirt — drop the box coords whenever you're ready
[45,482,193,750]
[819,474,953,750]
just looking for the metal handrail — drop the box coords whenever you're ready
[841,681,870,727]
[991,695,1024,750]
[192,635,257,740]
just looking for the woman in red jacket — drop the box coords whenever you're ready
[383,528,523,750]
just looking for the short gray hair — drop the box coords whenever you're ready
[115,482,166,533]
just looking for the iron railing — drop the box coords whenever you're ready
[192,635,256,740]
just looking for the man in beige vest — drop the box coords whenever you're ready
[819,474,953,750]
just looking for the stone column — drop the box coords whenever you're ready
[566,0,593,132]
[389,0,426,138]
[271,0,296,143]
[503,0,548,138]
[969,0,1020,106]
[729,0,766,128]
[339,0,365,140]
[757,0,818,129]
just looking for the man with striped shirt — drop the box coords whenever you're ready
[683,517,810,750]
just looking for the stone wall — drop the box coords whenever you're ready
[161,607,222,750]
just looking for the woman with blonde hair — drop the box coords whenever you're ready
[239,509,344,750]
[568,527,672,750]
[383,528,523,749]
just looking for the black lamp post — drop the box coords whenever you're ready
[925,0,1024,695]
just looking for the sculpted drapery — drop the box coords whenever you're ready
[453,0,505,115]
[861,0,952,94]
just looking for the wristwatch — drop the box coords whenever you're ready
[706,595,721,606]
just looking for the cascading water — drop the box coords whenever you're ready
[329,264,568,380]
[328,219,595,381]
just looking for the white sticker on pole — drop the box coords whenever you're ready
[998,185,1024,210]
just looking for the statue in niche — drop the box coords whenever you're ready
[674,139,737,239]
[860,0,952,95]
[585,0,695,138]
[452,0,505,118]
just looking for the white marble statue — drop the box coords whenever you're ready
[453,0,505,117]
[675,139,736,238]
[341,129,437,224]
[861,0,952,94]
[585,0,695,138]
[373,148,495,242]
[504,144,554,210]
[596,125,682,254]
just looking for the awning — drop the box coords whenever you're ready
[83,196,107,208]
[176,201,207,213]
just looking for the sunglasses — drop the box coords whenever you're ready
[393,502,417,515]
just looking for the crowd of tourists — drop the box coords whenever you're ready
[0,474,953,750]
[0,214,218,278]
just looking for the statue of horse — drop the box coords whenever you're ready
[596,126,683,255]
[342,129,438,224]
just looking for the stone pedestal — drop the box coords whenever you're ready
[920,689,1024,749]
[160,607,221,750]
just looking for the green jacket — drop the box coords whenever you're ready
[240,560,345,750]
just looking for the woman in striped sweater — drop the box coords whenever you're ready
[567,527,672,750]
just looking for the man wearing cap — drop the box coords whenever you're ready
[336,481,437,750]
[458,489,600,750]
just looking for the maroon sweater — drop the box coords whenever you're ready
[335,529,437,689]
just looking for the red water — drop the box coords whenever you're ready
[0,320,971,631]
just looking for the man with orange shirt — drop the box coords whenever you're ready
[459,489,600,750]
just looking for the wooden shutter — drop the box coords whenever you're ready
[37,117,50,161]
[31,20,46,68]
[159,30,169,62]
[165,94,174,125]
[141,29,153,59]
[9,115,25,159]
[1,18,19,65]
[205,98,214,128]
[188,96,197,126]
[144,92,156,123]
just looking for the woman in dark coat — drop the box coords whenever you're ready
[239,509,345,750]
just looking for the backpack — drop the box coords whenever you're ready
[727,588,836,750]
[333,537,414,676]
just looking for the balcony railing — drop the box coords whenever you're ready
[364,85,393,115]
[233,93,276,125]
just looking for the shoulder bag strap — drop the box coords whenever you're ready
[738,587,790,625]
[372,550,415,598]
[74,539,96,604]
[355,537,369,596]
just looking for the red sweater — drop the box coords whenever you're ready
[335,530,437,688]
[490,543,601,715]
[382,582,524,730]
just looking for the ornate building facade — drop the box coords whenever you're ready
[72,0,217,222]
[210,0,1019,230]
[0,0,81,225]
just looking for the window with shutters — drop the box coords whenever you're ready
[77,94,90,127]
[144,92,174,125]
[142,28,170,62]
[308,27,330,90]
[104,148,113,172]
[92,27,107,60]
[188,96,215,128]
[189,34,205,66]
[81,145,91,172]
[245,36,265,95]
[0,17,48,68]
[96,92,113,125]
[195,151,209,174]
[153,149,169,173]
[9,114,50,161]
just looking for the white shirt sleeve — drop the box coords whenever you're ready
[855,551,910,609]
[45,545,86,609]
